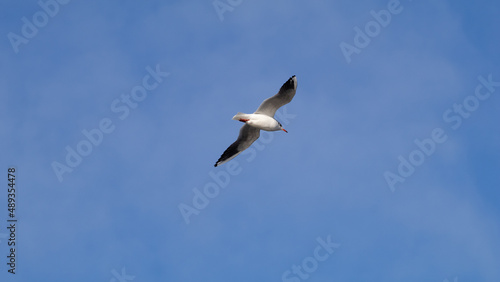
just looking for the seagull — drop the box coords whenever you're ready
[214,75,297,167]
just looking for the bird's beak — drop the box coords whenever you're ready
[282,128,288,133]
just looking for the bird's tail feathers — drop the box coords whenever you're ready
[232,112,249,121]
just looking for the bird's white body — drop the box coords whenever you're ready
[232,113,281,131]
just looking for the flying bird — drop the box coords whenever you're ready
[214,75,297,167]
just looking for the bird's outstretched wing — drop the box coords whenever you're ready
[254,75,297,117]
[214,124,260,167]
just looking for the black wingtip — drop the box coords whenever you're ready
[281,75,297,91]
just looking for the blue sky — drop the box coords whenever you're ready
[1,0,499,281]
